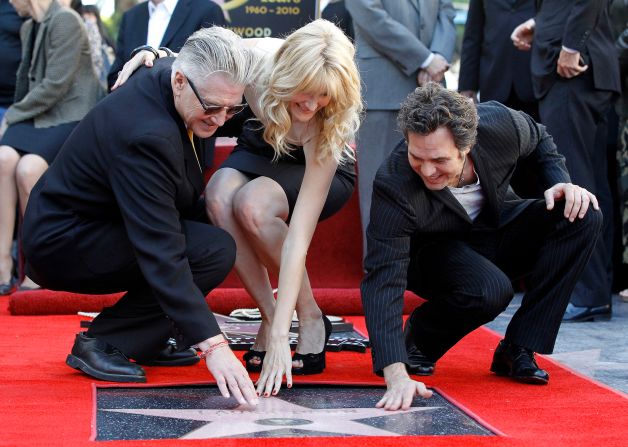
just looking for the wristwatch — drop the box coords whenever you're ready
[130,45,160,59]
[159,47,175,58]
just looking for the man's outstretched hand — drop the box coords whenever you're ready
[377,362,432,411]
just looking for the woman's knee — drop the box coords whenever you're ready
[15,155,48,191]
[233,182,287,237]
[205,190,234,227]
[0,146,20,176]
[204,169,246,226]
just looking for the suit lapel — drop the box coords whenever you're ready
[30,2,55,74]
[160,0,189,47]
[470,148,500,223]
[134,4,150,48]
[182,131,204,196]
[431,188,473,223]
[408,0,421,15]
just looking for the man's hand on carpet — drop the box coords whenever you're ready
[202,336,258,407]
[256,336,292,397]
[378,363,432,411]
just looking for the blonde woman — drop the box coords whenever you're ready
[116,20,362,396]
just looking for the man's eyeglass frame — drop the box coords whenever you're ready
[185,73,246,117]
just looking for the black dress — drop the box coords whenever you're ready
[0,120,78,164]
[221,120,356,221]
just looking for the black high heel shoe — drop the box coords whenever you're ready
[0,277,17,296]
[292,315,332,375]
[243,349,266,373]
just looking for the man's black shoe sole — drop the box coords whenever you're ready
[406,365,435,376]
[490,362,549,385]
[66,354,146,383]
[563,313,611,323]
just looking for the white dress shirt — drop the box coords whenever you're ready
[147,0,179,49]
[447,169,486,221]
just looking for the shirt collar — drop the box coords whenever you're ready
[148,0,178,17]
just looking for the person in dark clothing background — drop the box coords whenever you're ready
[512,0,621,322]
[0,0,24,124]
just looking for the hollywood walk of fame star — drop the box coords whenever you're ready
[104,396,442,439]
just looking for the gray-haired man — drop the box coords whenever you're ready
[23,28,258,406]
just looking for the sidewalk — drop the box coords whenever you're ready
[486,294,628,394]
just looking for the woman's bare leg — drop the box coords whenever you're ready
[233,178,325,367]
[15,154,48,288]
[205,168,278,362]
[0,146,20,284]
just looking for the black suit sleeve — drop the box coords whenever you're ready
[361,175,417,374]
[458,0,485,92]
[561,0,606,52]
[507,107,571,188]
[108,134,221,346]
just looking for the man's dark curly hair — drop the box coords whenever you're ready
[397,83,478,151]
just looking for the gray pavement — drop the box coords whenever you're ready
[485,294,628,394]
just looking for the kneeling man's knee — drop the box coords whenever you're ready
[579,207,603,235]
[474,273,513,319]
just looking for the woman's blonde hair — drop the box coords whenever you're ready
[258,19,362,163]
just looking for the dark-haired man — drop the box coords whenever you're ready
[361,83,602,411]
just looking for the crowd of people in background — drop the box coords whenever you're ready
[0,0,626,409]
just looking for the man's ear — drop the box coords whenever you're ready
[173,71,185,93]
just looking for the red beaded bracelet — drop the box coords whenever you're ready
[199,340,229,359]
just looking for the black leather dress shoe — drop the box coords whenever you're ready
[404,311,435,376]
[66,332,146,382]
[490,340,549,385]
[562,302,612,323]
[138,344,200,366]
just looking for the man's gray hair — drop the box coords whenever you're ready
[172,27,258,86]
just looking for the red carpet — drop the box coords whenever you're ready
[1,299,627,447]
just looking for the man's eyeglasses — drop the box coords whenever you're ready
[185,74,246,117]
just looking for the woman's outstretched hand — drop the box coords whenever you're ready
[111,50,158,91]
[256,334,293,397]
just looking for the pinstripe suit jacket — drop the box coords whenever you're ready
[360,101,570,373]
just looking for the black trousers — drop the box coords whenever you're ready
[539,72,615,307]
[27,219,235,361]
[407,201,602,362]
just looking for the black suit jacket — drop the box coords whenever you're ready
[23,59,238,348]
[321,1,353,40]
[458,0,536,103]
[532,0,620,98]
[360,102,570,373]
[107,0,225,89]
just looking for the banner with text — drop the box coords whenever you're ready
[220,0,319,38]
